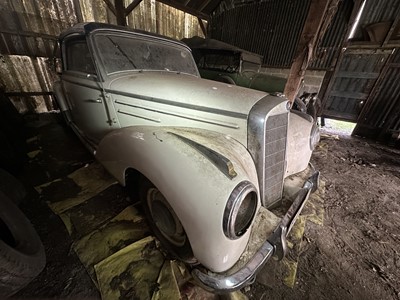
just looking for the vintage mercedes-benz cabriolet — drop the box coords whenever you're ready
[53,22,320,292]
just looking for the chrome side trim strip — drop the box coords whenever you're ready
[108,89,248,119]
[62,77,102,90]
[117,109,161,123]
[115,100,240,129]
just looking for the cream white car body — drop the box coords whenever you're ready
[54,23,318,285]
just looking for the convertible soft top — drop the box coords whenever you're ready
[182,36,262,64]
[59,22,187,49]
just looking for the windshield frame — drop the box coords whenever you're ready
[88,29,200,78]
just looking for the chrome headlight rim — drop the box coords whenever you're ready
[223,181,258,240]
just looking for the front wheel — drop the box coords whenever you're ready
[139,178,196,264]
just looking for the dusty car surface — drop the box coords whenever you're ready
[54,22,320,292]
[182,36,287,93]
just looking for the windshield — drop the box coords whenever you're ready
[193,49,240,73]
[93,33,199,76]
[241,61,260,72]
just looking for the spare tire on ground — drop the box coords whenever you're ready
[0,169,26,206]
[0,191,46,297]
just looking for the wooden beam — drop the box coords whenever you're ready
[6,92,53,97]
[102,0,117,16]
[114,0,127,26]
[283,0,336,102]
[329,91,369,99]
[72,0,84,23]
[125,0,143,16]
[0,29,56,40]
[382,16,400,46]
[197,17,207,37]
[198,0,212,12]
[156,0,209,20]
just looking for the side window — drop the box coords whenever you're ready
[65,38,96,74]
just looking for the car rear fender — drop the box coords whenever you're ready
[95,126,260,273]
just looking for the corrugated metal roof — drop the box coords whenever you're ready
[352,0,400,40]
[208,0,311,67]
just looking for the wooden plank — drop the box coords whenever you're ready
[197,17,206,37]
[198,0,212,12]
[155,0,209,20]
[114,0,127,26]
[125,0,143,16]
[321,111,358,122]
[73,0,84,23]
[345,47,394,54]
[0,29,57,40]
[102,0,117,16]
[6,92,53,96]
[335,71,380,79]
[382,13,400,46]
[329,91,369,99]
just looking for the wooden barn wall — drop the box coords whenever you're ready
[0,0,203,114]
[0,55,57,114]
[353,48,400,140]
[124,0,204,39]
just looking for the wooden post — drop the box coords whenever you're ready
[72,0,83,23]
[114,0,127,26]
[283,0,335,103]
[197,17,207,37]
[102,0,143,26]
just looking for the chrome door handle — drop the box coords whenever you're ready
[86,98,102,103]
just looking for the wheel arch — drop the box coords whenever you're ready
[95,125,260,273]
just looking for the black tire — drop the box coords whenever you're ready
[139,177,196,264]
[0,169,26,206]
[0,191,46,297]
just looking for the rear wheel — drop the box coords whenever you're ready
[139,178,196,264]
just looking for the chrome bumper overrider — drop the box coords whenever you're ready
[192,171,320,292]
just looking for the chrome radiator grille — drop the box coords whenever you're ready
[247,96,289,208]
[264,114,288,205]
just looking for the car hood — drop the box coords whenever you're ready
[243,71,287,93]
[107,71,268,117]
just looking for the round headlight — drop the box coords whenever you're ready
[310,123,320,150]
[223,181,258,240]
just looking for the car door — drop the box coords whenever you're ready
[61,36,117,144]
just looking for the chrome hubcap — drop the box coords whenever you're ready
[147,188,186,247]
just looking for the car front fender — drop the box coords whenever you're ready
[285,110,319,177]
[95,126,260,273]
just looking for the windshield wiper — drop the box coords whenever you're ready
[106,36,137,69]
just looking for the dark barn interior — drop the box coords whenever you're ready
[0,0,399,299]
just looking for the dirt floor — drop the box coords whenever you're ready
[12,115,400,299]
[248,129,400,300]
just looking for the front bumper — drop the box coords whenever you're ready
[192,171,320,292]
